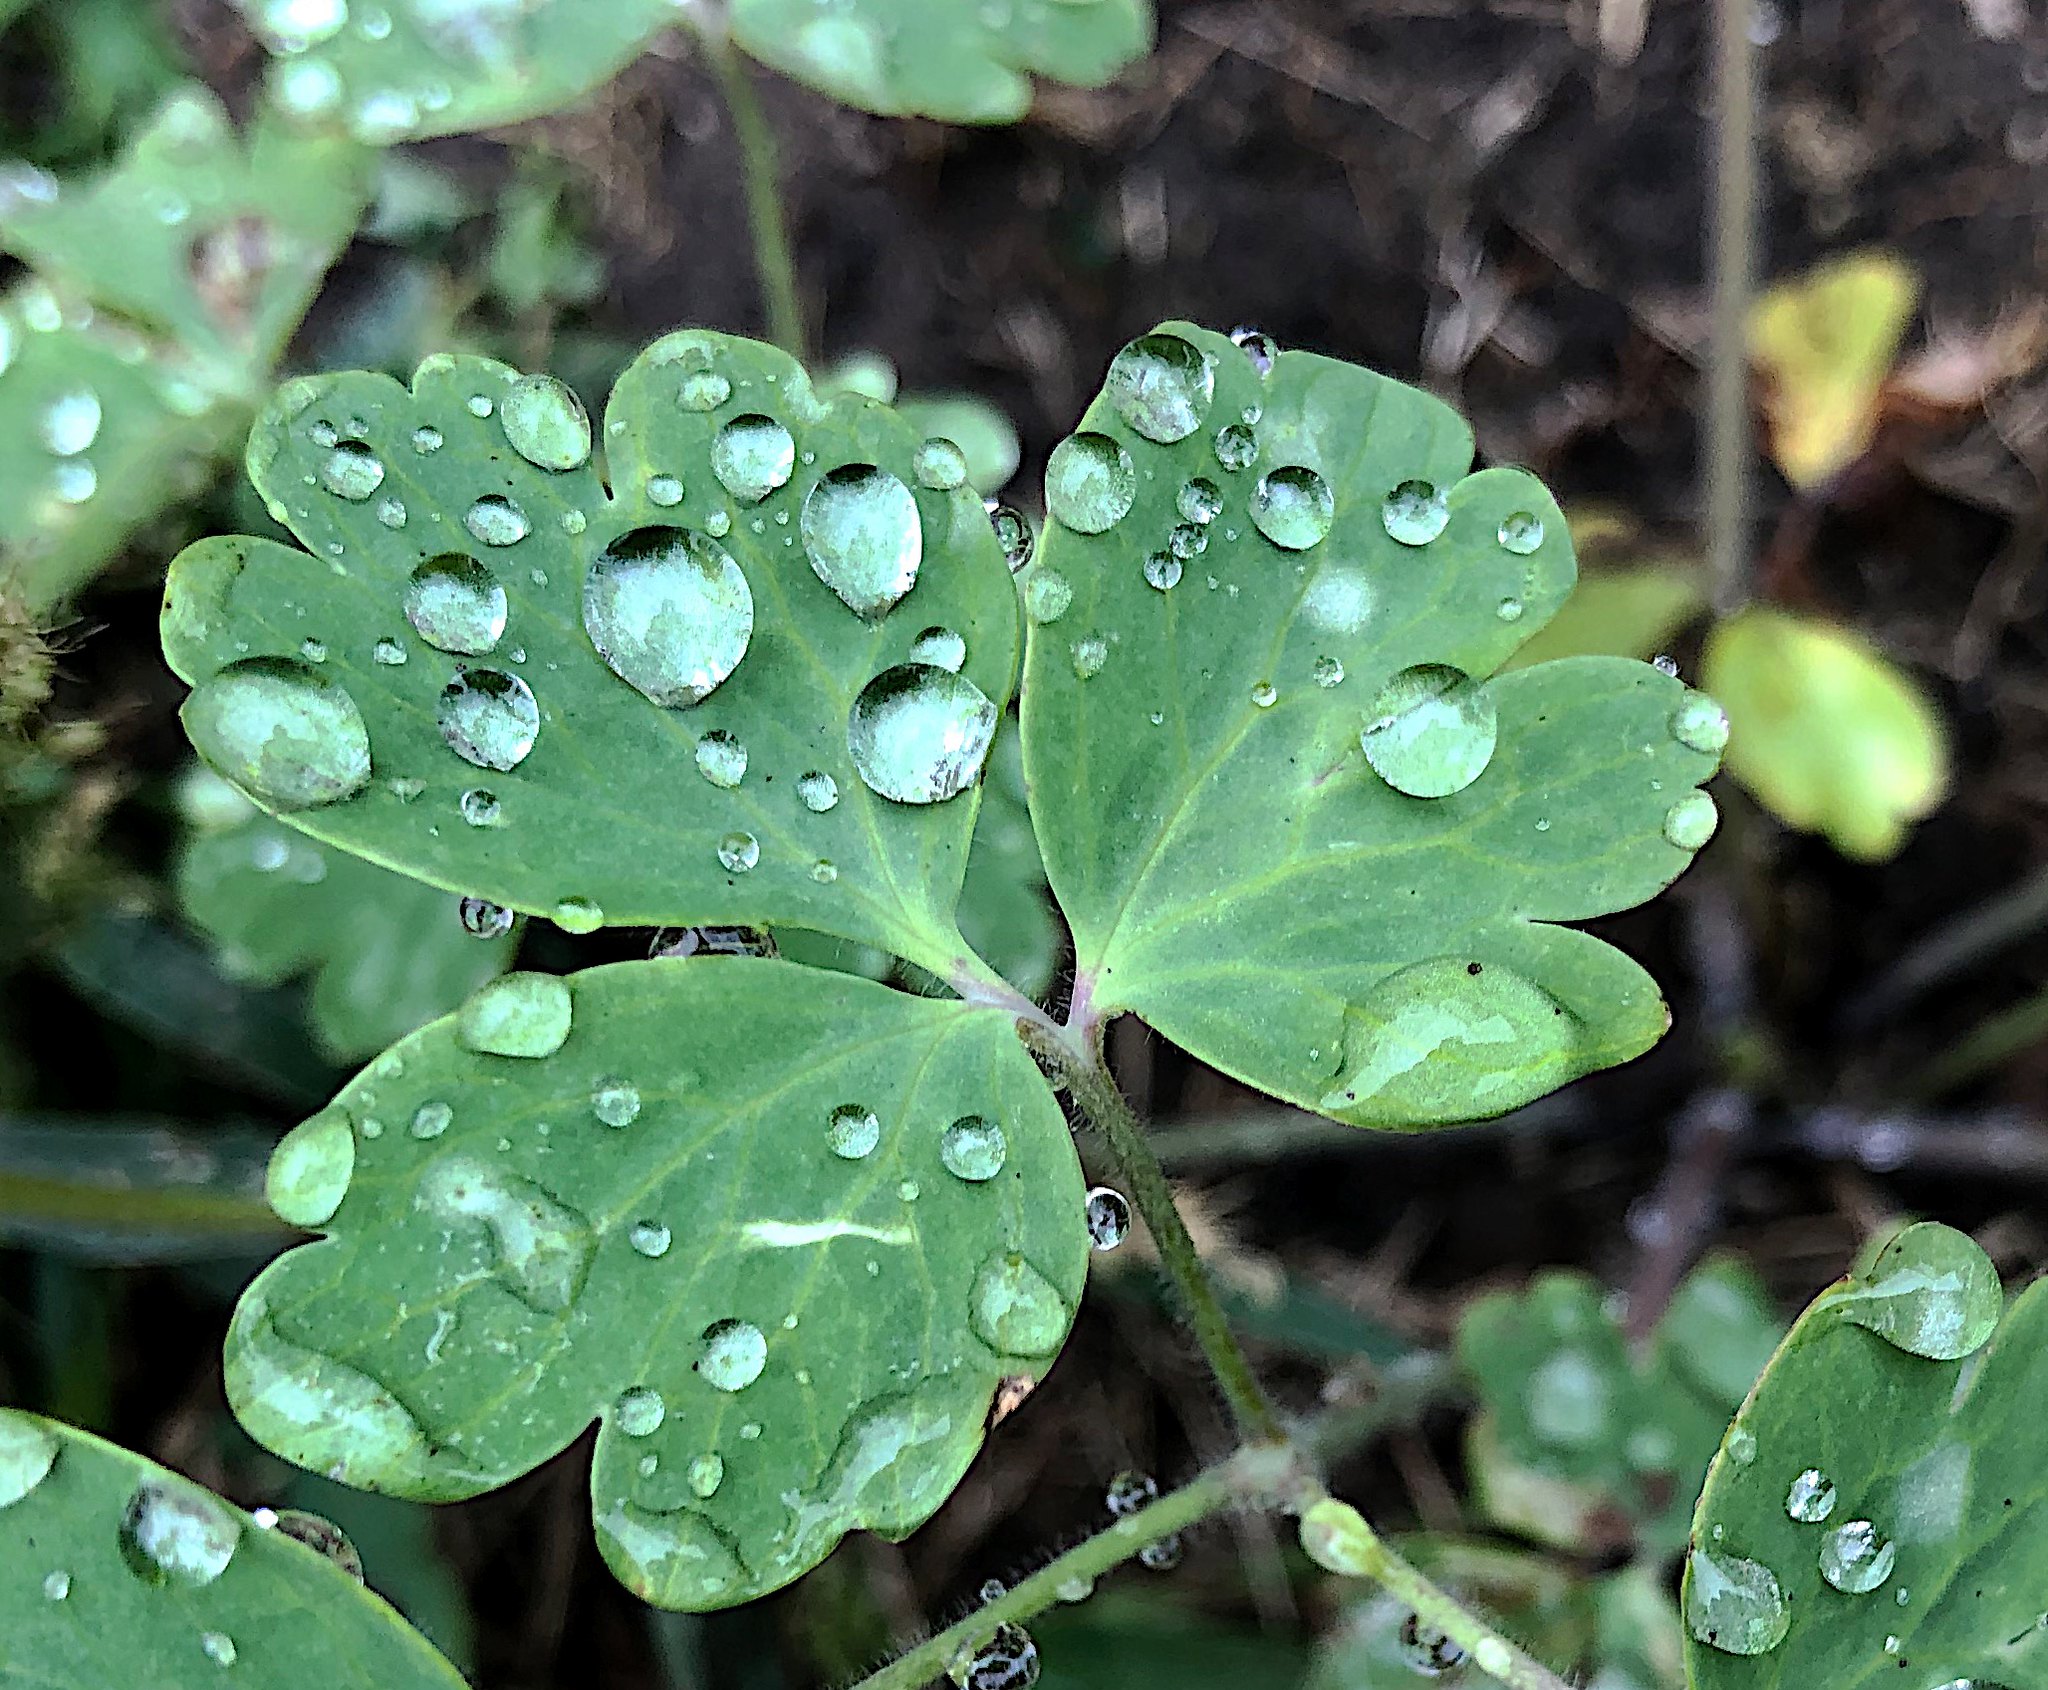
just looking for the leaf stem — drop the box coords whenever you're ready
[1705,0,1760,612]
[698,23,807,361]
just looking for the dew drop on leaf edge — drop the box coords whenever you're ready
[1684,1547,1790,1656]
[183,657,372,812]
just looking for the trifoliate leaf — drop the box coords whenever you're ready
[159,331,1022,979]
[175,776,515,1063]
[1750,252,1918,490]
[228,958,1084,1609]
[0,1412,468,1689]
[730,0,1154,123]
[1022,324,1723,1129]
[1702,606,1949,862]
[1685,1223,2036,1687]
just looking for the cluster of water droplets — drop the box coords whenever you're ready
[951,1578,1041,1690]
[246,0,463,143]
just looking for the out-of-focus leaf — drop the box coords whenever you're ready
[1750,253,1919,490]
[485,168,604,317]
[1702,606,1949,862]
[0,0,36,34]
[175,770,516,1063]
[32,0,187,165]
[1501,566,1705,671]
[0,1115,286,1263]
[1036,1593,1308,1690]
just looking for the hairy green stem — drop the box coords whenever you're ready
[699,26,806,360]
[1705,0,1759,612]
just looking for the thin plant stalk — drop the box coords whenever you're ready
[1705,0,1760,612]
[699,26,807,361]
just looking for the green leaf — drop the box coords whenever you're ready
[956,723,1059,999]
[1022,324,1723,1129]
[1459,1257,1781,1557]
[236,0,675,142]
[1702,607,1949,864]
[730,0,1154,122]
[0,1411,468,1688]
[226,958,1085,1610]
[159,330,1022,978]
[176,770,516,1062]
[1684,1222,2036,1686]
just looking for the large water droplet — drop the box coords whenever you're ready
[119,1479,240,1587]
[1105,333,1214,443]
[267,1112,355,1227]
[1839,1221,2002,1360]
[500,373,592,471]
[695,729,748,788]
[828,1104,881,1160]
[417,1155,593,1314]
[554,897,604,934]
[1045,433,1135,534]
[0,1412,59,1507]
[1382,480,1449,546]
[616,1387,666,1437]
[797,770,840,812]
[405,554,507,655]
[438,668,538,771]
[1671,689,1731,754]
[1023,570,1071,625]
[464,495,530,547]
[318,440,384,502]
[1685,1548,1790,1655]
[1663,791,1719,850]
[1819,1519,1897,1593]
[1084,1187,1130,1250]
[698,1319,767,1391]
[941,1115,1007,1181]
[1250,466,1333,551]
[184,657,372,810]
[592,1078,641,1128]
[848,663,997,805]
[39,387,101,456]
[456,971,572,1058]
[1787,1468,1837,1523]
[711,414,796,503]
[409,1101,452,1140]
[969,1252,1068,1357]
[800,463,922,618]
[915,438,968,491]
[1360,664,1497,799]
[583,526,753,708]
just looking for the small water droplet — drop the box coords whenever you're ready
[629,1219,672,1259]
[698,1319,767,1391]
[687,1453,724,1498]
[553,896,604,935]
[412,425,443,454]
[797,770,840,812]
[438,668,539,770]
[1819,1519,1896,1593]
[616,1387,666,1437]
[1045,432,1136,534]
[1105,333,1214,443]
[1397,1615,1467,1676]
[1250,680,1277,708]
[1361,664,1497,798]
[1497,510,1544,554]
[1727,1426,1758,1466]
[593,1078,641,1128]
[828,1104,881,1160]
[1663,791,1719,850]
[647,473,685,508]
[466,394,494,419]
[1497,596,1525,622]
[184,657,372,811]
[1213,422,1257,473]
[969,1252,1069,1357]
[409,1101,453,1140]
[1084,1187,1130,1251]
[1177,476,1224,525]
[1107,1470,1156,1515]
[41,1570,69,1601]
[909,626,967,672]
[848,664,997,805]
[801,464,923,618]
[1072,637,1109,679]
[457,971,572,1059]
[375,495,407,529]
[266,1112,355,1227]
[464,495,530,547]
[941,1115,1007,1181]
[711,414,796,503]
[1787,1468,1837,1523]
[500,373,592,471]
[1671,689,1731,754]
[988,504,1034,571]
[717,831,760,873]
[458,787,502,828]
[200,1631,237,1667]
[119,1479,240,1587]
[678,367,732,412]
[1382,479,1450,546]
[951,1624,1039,1690]
[460,896,514,939]
[1230,325,1278,376]
[1023,569,1072,625]
[319,441,385,501]
[583,526,753,708]
[695,729,748,788]
[916,438,969,490]
[1251,466,1333,551]
[1143,552,1182,591]
[1313,655,1345,688]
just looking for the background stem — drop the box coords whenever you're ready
[1705,0,1760,612]
[700,28,807,361]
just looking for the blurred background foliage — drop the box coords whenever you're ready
[3,1,2048,1686]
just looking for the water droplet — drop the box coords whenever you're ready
[457,971,572,1058]
[50,458,97,505]
[952,1624,1039,1690]
[119,1479,240,1587]
[1727,1425,1759,1466]
[1787,1468,1837,1523]
[848,663,997,805]
[1360,664,1497,798]
[1177,476,1223,524]
[1663,791,1719,850]
[916,438,969,490]
[828,1104,881,1160]
[411,425,442,454]
[1213,422,1257,473]
[798,770,840,812]
[409,1101,452,1140]
[466,394,494,419]
[909,626,967,672]
[687,1453,724,1498]
[375,496,407,529]
[1685,1548,1789,1655]
[456,787,503,831]
[373,637,408,666]
[459,896,514,941]
[1168,525,1208,563]
[1045,432,1136,534]
[583,526,753,708]
[1143,552,1183,591]
[417,1154,594,1314]
[1381,479,1450,546]
[554,896,604,934]
[1105,333,1214,443]
[1313,655,1345,688]
[1023,569,1072,625]
[593,1078,641,1128]
[1250,680,1277,708]
[1072,637,1108,680]
[1497,596,1526,623]
[319,441,385,502]
[405,554,507,655]
[1055,1575,1093,1603]
[969,1251,1069,1357]
[0,1412,59,1506]
[1230,325,1278,376]
[438,668,538,771]
[41,1570,69,1600]
[698,1319,767,1391]
[1107,1470,1156,1516]
[1397,1615,1466,1676]
[988,504,1034,571]
[257,1509,364,1582]
[717,831,760,873]
[679,367,732,411]
[1819,1519,1896,1593]
[499,374,592,471]
[941,1115,1007,1181]
[266,1112,354,1227]
[1250,466,1333,551]
[629,1219,672,1259]
[1671,689,1731,754]
[1840,1221,2002,1360]
[1138,1535,1183,1571]
[597,1497,742,1608]
[464,495,530,547]
[1497,510,1544,554]
[800,463,923,618]
[616,1387,666,1437]
[1653,653,1681,679]
[695,729,748,788]
[647,473,685,507]
[39,387,102,456]
[184,657,372,810]
[711,414,795,503]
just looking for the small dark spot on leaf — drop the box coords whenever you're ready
[1466,961,1482,975]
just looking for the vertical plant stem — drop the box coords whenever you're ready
[700,27,807,361]
[1046,1035,1288,1447]
[1706,0,1760,612]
